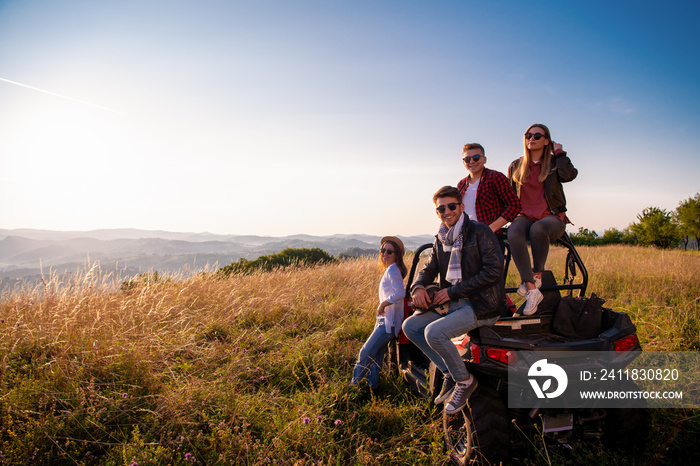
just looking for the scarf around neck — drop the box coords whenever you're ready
[438,213,465,284]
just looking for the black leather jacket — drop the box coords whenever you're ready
[411,216,506,320]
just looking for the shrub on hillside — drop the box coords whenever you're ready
[338,247,375,260]
[218,247,336,276]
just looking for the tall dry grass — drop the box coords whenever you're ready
[0,245,698,465]
[2,258,447,465]
[505,245,700,350]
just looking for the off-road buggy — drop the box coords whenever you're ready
[386,233,650,465]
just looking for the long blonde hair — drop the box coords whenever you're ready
[512,123,554,186]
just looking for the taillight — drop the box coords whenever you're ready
[471,343,480,363]
[485,347,519,365]
[613,334,639,352]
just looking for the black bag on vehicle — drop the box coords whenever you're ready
[552,293,605,338]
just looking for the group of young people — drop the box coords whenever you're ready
[352,123,578,415]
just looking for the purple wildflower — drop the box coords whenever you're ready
[334,419,343,426]
[303,417,311,424]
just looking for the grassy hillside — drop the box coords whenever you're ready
[0,246,698,465]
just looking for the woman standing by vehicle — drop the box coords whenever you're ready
[351,236,407,392]
[507,124,577,315]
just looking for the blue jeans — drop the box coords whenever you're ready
[402,299,498,382]
[352,316,394,389]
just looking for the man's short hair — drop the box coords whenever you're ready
[433,186,462,204]
[462,143,485,155]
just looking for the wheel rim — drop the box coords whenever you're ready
[445,410,474,460]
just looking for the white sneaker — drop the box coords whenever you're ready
[517,277,542,297]
[523,288,543,316]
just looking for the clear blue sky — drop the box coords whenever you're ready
[1,0,698,236]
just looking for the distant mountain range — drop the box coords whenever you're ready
[0,229,434,286]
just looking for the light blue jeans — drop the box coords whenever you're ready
[402,299,498,382]
[352,316,395,389]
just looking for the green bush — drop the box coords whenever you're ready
[338,247,375,260]
[218,248,336,276]
[569,227,636,246]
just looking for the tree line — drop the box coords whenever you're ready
[215,192,700,277]
[569,192,700,250]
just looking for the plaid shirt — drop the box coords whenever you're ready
[457,168,521,227]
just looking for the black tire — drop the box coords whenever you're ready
[443,385,509,465]
[429,362,442,407]
[603,380,651,450]
[604,406,650,449]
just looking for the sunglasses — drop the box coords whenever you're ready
[436,203,460,214]
[525,132,546,141]
[379,248,395,255]
[462,155,483,163]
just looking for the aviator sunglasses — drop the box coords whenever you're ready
[524,132,546,141]
[379,248,395,255]
[462,155,483,163]
[436,203,460,214]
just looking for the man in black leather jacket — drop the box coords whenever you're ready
[403,186,506,415]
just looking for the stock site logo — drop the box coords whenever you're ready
[528,359,568,399]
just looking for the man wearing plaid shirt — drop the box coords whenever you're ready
[457,143,521,238]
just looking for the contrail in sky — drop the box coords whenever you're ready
[0,77,126,115]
